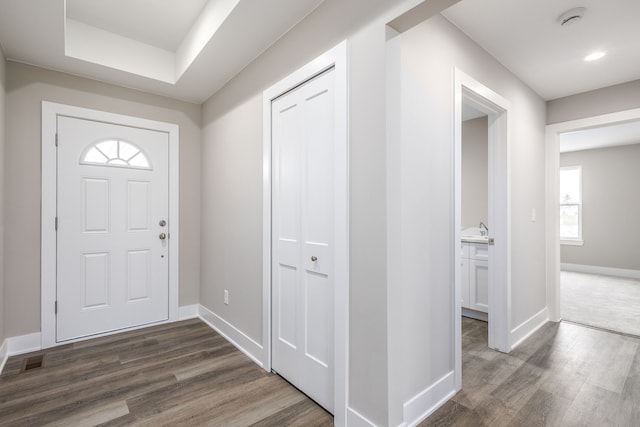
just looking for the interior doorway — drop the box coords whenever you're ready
[545,108,640,326]
[549,117,640,336]
[453,69,512,390]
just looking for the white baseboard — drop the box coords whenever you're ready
[403,370,456,427]
[462,308,488,322]
[347,407,377,427]
[511,307,548,350]
[0,339,8,374]
[561,263,640,280]
[8,332,42,356]
[197,304,264,368]
[179,304,199,320]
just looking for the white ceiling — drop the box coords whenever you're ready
[443,0,640,100]
[0,0,325,103]
[66,0,209,52]
[1,1,638,104]
[560,120,640,153]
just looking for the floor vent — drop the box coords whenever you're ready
[21,355,44,372]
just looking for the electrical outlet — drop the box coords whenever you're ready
[224,289,229,305]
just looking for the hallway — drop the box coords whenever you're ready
[422,317,640,426]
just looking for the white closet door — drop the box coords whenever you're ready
[272,68,335,412]
[57,116,169,342]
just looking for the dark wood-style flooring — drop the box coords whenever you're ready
[3,317,639,426]
[421,317,640,426]
[0,319,333,426]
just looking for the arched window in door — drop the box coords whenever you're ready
[81,139,152,170]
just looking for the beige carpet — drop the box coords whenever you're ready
[561,271,640,337]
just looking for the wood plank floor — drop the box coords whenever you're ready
[420,316,640,426]
[0,319,333,426]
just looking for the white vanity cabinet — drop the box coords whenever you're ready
[460,241,488,313]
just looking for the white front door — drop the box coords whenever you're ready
[56,116,169,342]
[272,68,335,412]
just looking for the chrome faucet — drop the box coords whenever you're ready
[479,222,489,236]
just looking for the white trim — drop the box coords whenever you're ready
[179,304,200,320]
[41,101,180,349]
[0,340,8,373]
[197,304,264,368]
[453,69,512,391]
[402,371,456,427]
[8,332,42,356]
[560,239,584,246]
[510,307,548,350]
[262,41,349,425]
[545,108,640,322]
[462,307,488,322]
[561,263,640,280]
[346,407,378,427]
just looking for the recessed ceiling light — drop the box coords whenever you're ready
[584,51,606,62]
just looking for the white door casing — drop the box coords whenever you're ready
[454,69,512,390]
[42,102,180,349]
[544,108,640,322]
[271,69,335,412]
[57,116,169,342]
[262,41,348,426]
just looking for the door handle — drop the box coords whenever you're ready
[159,232,167,240]
[311,256,318,262]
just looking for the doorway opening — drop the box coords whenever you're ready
[454,69,511,390]
[551,117,640,336]
[545,108,640,330]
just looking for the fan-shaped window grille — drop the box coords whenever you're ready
[81,140,151,170]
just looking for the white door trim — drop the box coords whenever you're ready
[545,107,640,322]
[41,101,180,349]
[262,41,349,427]
[453,69,512,389]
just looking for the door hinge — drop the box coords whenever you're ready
[55,301,58,315]
[55,133,58,147]
[55,217,58,231]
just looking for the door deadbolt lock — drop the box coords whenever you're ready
[159,220,167,227]
[159,232,167,240]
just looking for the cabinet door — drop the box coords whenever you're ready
[461,257,470,309]
[469,259,488,313]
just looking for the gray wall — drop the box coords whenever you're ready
[5,62,201,337]
[462,116,488,229]
[0,49,6,345]
[547,79,640,124]
[387,14,547,424]
[199,0,454,423]
[561,144,640,271]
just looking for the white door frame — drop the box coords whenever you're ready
[41,101,180,349]
[262,41,349,426]
[545,107,640,321]
[453,69,512,389]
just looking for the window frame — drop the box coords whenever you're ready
[559,165,583,246]
[80,139,153,170]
